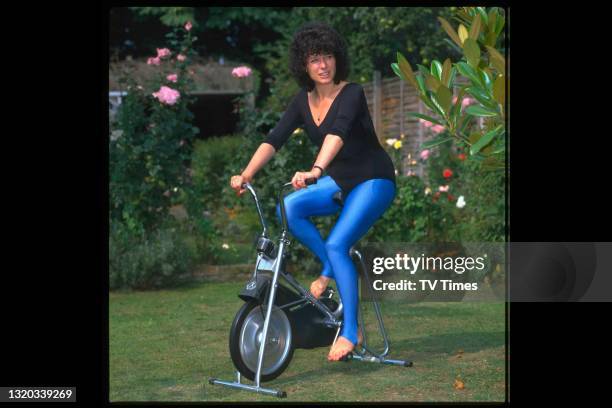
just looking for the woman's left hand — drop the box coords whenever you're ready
[291,171,318,190]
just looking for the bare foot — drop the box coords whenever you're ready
[310,276,331,299]
[328,336,355,361]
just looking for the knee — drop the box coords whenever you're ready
[325,239,349,258]
[277,199,295,225]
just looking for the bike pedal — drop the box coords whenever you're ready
[339,352,353,362]
[322,318,340,328]
[322,288,335,298]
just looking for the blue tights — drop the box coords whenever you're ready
[276,176,396,345]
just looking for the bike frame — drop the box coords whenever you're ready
[209,181,412,398]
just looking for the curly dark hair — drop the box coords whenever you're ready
[289,22,350,92]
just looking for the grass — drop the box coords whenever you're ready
[109,277,506,402]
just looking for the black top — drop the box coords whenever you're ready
[263,82,396,195]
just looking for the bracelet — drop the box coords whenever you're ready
[312,165,325,177]
[311,166,324,178]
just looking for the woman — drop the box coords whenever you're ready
[230,22,396,361]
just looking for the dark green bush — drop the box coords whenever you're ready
[109,219,197,290]
[366,175,441,243]
[423,141,505,242]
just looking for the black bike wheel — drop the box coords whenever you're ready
[229,299,294,382]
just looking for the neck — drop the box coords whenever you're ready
[313,81,341,100]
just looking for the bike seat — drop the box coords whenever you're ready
[332,191,344,207]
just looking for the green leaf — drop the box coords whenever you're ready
[415,75,427,95]
[448,66,457,89]
[480,69,492,91]
[455,9,473,25]
[441,58,452,86]
[466,105,498,117]
[391,62,407,82]
[422,136,453,149]
[493,74,505,107]
[459,114,474,135]
[470,125,504,155]
[466,87,497,110]
[431,60,443,80]
[456,62,484,87]
[436,85,452,115]
[463,38,480,68]
[425,74,442,93]
[484,30,498,47]
[488,8,498,34]
[428,91,446,116]
[438,16,463,47]
[443,38,463,55]
[420,93,441,115]
[397,52,418,89]
[469,13,482,40]
[485,45,505,75]
[476,7,489,27]
[451,87,468,124]
[417,64,431,77]
[469,131,482,145]
[409,112,445,126]
[495,14,505,37]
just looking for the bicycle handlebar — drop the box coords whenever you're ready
[241,178,317,237]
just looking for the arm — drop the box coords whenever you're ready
[241,142,276,181]
[231,93,302,195]
[230,143,276,195]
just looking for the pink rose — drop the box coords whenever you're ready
[419,118,433,128]
[152,86,181,105]
[147,57,161,66]
[167,73,178,83]
[232,66,252,78]
[177,54,186,62]
[439,185,450,192]
[462,97,475,108]
[185,21,192,31]
[420,149,430,160]
[156,48,171,59]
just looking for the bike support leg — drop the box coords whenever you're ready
[208,237,289,398]
[345,248,413,368]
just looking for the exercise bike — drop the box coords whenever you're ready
[209,179,412,398]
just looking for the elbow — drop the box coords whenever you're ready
[261,142,277,154]
[327,134,345,148]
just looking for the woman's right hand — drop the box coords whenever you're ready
[230,174,250,196]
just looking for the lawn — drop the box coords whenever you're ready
[109,278,506,402]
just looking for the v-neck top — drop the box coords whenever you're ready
[263,82,396,196]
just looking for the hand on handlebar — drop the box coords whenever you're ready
[230,174,251,196]
[291,171,318,190]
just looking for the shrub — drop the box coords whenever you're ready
[422,140,504,242]
[366,175,441,243]
[110,24,199,235]
[109,219,196,290]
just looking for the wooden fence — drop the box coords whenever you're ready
[362,71,434,177]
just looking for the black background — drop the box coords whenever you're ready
[2,3,609,406]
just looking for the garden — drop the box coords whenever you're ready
[109,6,507,402]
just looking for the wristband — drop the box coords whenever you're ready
[313,165,325,175]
